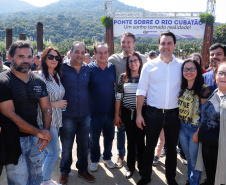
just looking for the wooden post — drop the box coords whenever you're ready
[19,34,26,40]
[202,24,213,68]
[105,26,114,56]
[6,29,12,51]
[36,22,43,53]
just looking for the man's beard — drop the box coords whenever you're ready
[211,58,220,68]
[11,58,31,73]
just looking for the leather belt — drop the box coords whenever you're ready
[148,106,178,114]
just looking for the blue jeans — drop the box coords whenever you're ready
[90,113,115,162]
[39,125,60,182]
[6,136,44,185]
[179,121,201,185]
[60,115,90,174]
[117,124,125,157]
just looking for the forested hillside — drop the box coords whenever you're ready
[0,0,145,43]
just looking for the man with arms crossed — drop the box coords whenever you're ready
[136,32,182,185]
[109,32,147,167]
[0,40,52,185]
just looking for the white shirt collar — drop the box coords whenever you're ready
[94,60,111,68]
[156,55,178,64]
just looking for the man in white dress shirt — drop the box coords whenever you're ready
[136,32,182,185]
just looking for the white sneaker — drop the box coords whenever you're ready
[103,160,116,168]
[40,180,59,185]
[90,162,99,172]
[182,159,187,165]
[115,156,124,168]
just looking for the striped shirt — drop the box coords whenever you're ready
[116,73,146,110]
[0,71,48,137]
[108,52,147,88]
[37,72,65,127]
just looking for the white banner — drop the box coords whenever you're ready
[113,18,205,38]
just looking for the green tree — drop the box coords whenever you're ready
[213,24,226,44]
[0,41,6,59]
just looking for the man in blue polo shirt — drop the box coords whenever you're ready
[59,41,95,184]
[203,43,226,93]
[88,43,116,172]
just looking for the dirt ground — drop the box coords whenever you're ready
[0,128,200,185]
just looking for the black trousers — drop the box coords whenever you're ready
[202,145,218,185]
[121,106,145,172]
[141,106,180,184]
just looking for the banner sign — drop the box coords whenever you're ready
[113,18,205,38]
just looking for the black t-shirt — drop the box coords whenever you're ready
[0,70,48,137]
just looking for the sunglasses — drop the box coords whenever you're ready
[47,54,61,61]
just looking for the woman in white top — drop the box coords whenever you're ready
[37,47,67,185]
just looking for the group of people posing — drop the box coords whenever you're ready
[0,31,226,185]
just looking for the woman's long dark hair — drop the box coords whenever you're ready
[41,47,63,81]
[125,52,143,81]
[179,59,204,97]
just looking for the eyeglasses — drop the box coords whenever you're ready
[217,71,226,77]
[129,59,139,64]
[183,67,197,72]
[47,54,61,61]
